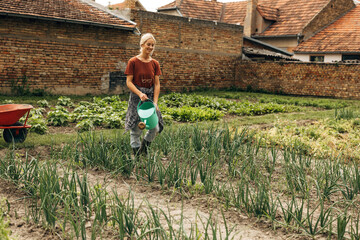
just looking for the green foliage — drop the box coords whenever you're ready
[10,75,30,96]
[47,106,70,126]
[0,199,11,240]
[70,95,127,129]
[37,99,49,108]
[57,96,74,107]
[160,92,300,122]
[10,75,48,97]
[75,119,94,132]
[335,108,357,120]
[229,101,299,116]
[28,113,47,135]
[208,91,349,110]
[165,106,223,122]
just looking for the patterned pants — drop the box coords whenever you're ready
[130,123,160,148]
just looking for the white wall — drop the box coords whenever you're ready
[325,54,342,62]
[294,53,342,62]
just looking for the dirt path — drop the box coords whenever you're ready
[86,169,295,240]
[0,145,317,240]
[0,179,57,240]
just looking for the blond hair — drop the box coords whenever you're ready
[140,33,156,55]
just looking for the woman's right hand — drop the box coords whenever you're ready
[139,92,148,101]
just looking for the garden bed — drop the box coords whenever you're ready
[0,91,359,239]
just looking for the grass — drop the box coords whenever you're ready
[2,90,360,238]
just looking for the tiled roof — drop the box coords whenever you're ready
[0,0,136,29]
[158,0,331,36]
[243,47,296,60]
[221,1,247,25]
[158,0,179,10]
[257,5,278,21]
[256,0,330,36]
[294,5,360,53]
[159,0,224,21]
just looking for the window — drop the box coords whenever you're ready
[109,71,127,91]
[310,56,324,62]
[342,55,360,61]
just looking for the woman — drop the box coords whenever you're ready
[124,33,164,156]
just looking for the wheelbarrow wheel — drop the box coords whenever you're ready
[3,122,28,143]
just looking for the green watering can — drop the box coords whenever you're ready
[137,100,158,130]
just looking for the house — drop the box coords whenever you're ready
[158,0,355,53]
[294,4,360,63]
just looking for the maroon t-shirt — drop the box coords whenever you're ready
[124,57,162,88]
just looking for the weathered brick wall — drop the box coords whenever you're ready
[236,61,360,99]
[0,10,243,95]
[302,0,355,40]
[133,10,243,92]
[0,16,139,95]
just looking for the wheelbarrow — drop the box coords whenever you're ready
[0,104,33,143]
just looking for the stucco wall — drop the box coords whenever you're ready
[294,53,342,62]
[253,37,298,52]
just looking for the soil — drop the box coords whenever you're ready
[0,126,321,240]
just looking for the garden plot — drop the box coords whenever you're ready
[0,91,359,239]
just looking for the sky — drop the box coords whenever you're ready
[94,0,244,12]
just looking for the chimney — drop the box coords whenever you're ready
[127,0,136,9]
[243,0,258,37]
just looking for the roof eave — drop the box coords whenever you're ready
[158,7,178,11]
[294,51,360,54]
[0,12,136,31]
[244,36,293,56]
[253,34,300,38]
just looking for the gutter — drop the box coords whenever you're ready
[158,7,178,11]
[244,36,293,56]
[157,7,183,17]
[294,51,360,54]
[0,12,135,31]
[252,34,300,38]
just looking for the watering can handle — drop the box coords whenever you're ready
[137,99,155,111]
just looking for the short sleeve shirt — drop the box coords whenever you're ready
[124,57,162,88]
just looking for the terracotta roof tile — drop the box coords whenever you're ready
[180,0,223,21]
[159,0,224,21]
[0,0,135,29]
[295,5,360,53]
[158,0,331,36]
[222,1,247,25]
[257,4,278,21]
[158,0,179,10]
[256,0,330,36]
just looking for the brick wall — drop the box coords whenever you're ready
[0,10,243,95]
[0,16,139,95]
[133,10,243,92]
[236,61,360,99]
